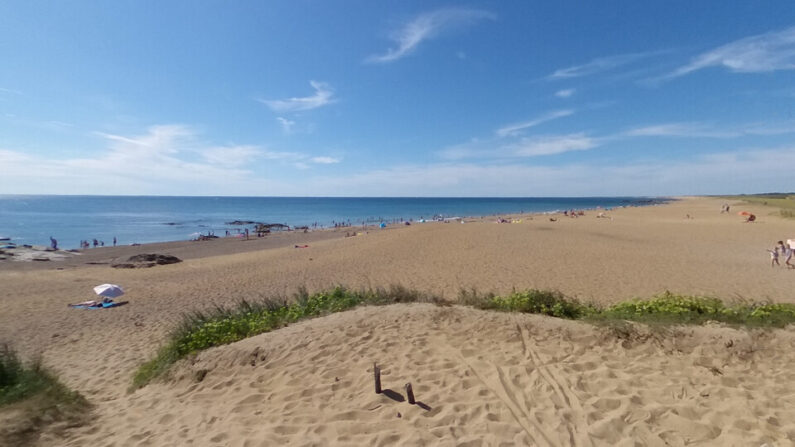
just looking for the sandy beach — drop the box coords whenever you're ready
[1,196,795,446]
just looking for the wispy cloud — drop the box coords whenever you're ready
[301,145,795,196]
[510,133,599,157]
[202,145,262,168]
[622,120,795,139]
[622,122,739,138]
[276,117,295,134]
[0,125,344,195]
[259,81,335,113]
[555,89,575,98]
[548,51,660,79]
[366,8,495,64]
[668,26,795,79]
[0,87,22,95]
[310,156,341,164]
[495,110,574,137]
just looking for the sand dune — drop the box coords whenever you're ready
[60,305,795,446]
[1,196,795,445]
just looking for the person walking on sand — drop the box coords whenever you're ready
[113,236,116,246]
[49,236,57,250]
[768,246,780,267]
[785,240,795,269]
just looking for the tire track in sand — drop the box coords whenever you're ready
[456,353,558,447]
[515,319,593,447]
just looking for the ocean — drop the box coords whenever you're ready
[0,195,665,249]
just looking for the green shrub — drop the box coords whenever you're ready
[133,286,795,390]
[0,345,87,407]
[132,286,443,389]
[481,289,596,319]
[601,292,725,324]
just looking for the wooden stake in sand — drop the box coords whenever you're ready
[374,363,382,394]
[405,382,415,404]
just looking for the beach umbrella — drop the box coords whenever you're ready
[93,284,125,298]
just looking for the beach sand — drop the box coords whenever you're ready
[1,196,794,445]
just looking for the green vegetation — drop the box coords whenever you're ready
[132,286,442,389]
[460,288,596,319]
[0,345,90,445]
[0,346,86,407]
[724,193,795,219]
[598,292,795,327]
[133,287,795,389]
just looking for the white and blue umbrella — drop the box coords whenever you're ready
[93,284,125,299]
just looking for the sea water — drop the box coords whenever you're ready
[0,195,665,249]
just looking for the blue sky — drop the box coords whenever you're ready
[1,1,794,196]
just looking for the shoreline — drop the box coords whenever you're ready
[0,199,673,270]
[0,196,670,251]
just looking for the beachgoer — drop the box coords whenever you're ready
[745,214,756,223]
[93,239,98,247]
[113,236,117,246]
[49,236,57,250]
[768,247,780,267]
[786,240,795,269]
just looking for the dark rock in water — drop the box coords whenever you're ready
[226,220,262,225]
[112,253,182,269]
[255,223,289,232]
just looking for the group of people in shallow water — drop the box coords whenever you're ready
[768,240,795,268]
[79,237,117,249]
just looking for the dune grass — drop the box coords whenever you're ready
[0,346,86,408]
[132,287,795,389]
[461,289,795,327]
[0,345,90,445]
[131,286,442,389]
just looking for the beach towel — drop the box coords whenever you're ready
[68,299,129,309]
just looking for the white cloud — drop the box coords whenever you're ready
[548,51,659,79]
[310,156,341,164]
[260,150,304,161]
[276,117,295,133]
[0,87,22,95]
[669,26,795,78]
[495,110,574,137]
[622,120,795,139]
[0,125,344,195]
[437,140,485,160]
[202,145,262,168]
[298,146,795,197]
[622,123,739,138]
[259,81,335,113]
[510,133,599,157]
[366,8,495,63]
[555,89,575,98]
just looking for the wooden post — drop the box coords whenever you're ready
[405,382,415,404]
[374,363,382,394]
